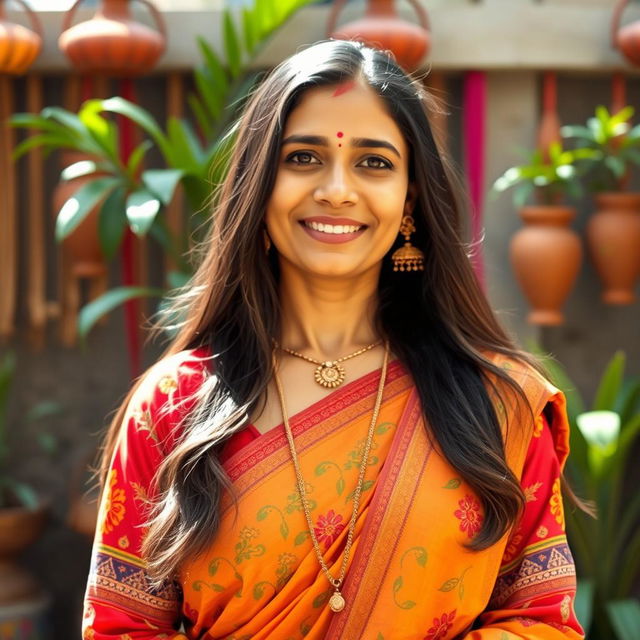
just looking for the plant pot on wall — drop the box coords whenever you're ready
[52,151,108,280]
[58,0,166,77]
[587,191,640,304]
[510,205,583,326]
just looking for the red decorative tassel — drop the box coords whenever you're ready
[119,77,141,378]
[463,70,486,289]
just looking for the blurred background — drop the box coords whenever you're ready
[0,0,639,638]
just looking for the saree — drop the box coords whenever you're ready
[83,348,585,639]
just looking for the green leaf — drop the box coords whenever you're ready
[593,351,625,411]
[242,7,257,55]
[606,599,640,640]
[196,36,230,95]
[98,186,127,259]
[392,576,403,593]
[166,117,205,171]
[8,480,39,510]
[126,189,161,236]
[60,159,99,181]
[127,139,153,177]
[55,177,120,241]
[442,478,461,489]
[12,133,78,160]
[194,67,224,123]
[79,100,117,158]
[77,286,165,341]
[223,10,242,77]
[98,98,172,159]
[41,106,87,135]
[166,270,191,289]
[188,94,214,140]
[142,169,184,206]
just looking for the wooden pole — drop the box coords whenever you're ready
[26,74,47,348]
[0,75,17,340]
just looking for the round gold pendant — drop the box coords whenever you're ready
[329,591,346,612]
[314,362,346,388]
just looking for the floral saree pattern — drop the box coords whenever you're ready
[83,349,585,639]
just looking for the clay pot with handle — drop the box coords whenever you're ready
[612,0,640,67]
[0,0,42,75]
[0,502,47,604]
[327,0,430,72]
[51,151,108,279]
[510,205,583,326]
[587,192,640,304]
[58,0,166,76]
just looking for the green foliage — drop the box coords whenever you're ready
[490,142,597,207]
[561,106,640,192]
[10,0,318,339]
[537,349,640,640]
[0,353,62,510]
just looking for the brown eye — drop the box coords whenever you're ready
[287,151,319,165]
[360,156,393,170]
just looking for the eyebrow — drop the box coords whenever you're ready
[281,134,401,158]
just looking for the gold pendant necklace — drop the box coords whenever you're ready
[272,341,390,612]
[278,339,383,388]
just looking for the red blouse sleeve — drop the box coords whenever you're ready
[463,411,585,639]
[82,350,209,640]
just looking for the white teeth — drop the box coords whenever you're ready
[304,221,362,234]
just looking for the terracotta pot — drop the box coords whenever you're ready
[612,0,640,67]
[0,0,43,75]
[327,0,430,72]
[52,151,108,278]
[0,503,47,604]
[59,0,166,76]
[510,206,582,326]
[587,192,640,304]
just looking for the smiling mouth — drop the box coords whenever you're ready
[300,220,366,234]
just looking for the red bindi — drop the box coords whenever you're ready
[337,131,344,138]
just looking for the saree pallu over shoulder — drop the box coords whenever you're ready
[325,354,582,640]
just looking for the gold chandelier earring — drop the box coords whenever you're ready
[391,214,424,272]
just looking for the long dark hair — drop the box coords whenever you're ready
[100,40,577,584]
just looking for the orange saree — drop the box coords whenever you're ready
[83,349,584,639]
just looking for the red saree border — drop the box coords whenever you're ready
[326,387,431,639]
[220,359,412,510]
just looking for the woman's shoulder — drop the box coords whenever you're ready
[124,347,213,450]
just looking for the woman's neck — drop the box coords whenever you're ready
[278,266,381,359]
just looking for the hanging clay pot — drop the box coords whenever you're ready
[587,192,640,304]
[52,151,108,279]
[0,502,47,604]
[327,0,430,72]
[59,0,166,77]
[0,0,43,75]
[612,0,640,67]
[510,206,582,326]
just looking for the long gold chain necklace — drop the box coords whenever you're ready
[278,339,382,388]
[271,340,390,613]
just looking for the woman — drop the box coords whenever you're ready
[83,40,586,639]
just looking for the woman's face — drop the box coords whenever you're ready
[264,80,415,280]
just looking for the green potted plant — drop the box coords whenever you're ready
[10,0,318,341]
[561,105,640,305]
[491,142,595,326]
[539,350,640,640]
[0,352,59,605]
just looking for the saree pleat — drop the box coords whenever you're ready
[83,349,584,640]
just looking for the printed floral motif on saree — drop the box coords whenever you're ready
[83,349,585,640]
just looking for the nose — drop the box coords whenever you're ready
[312,162,358,208]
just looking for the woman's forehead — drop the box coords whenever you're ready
[283,82,406,147]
